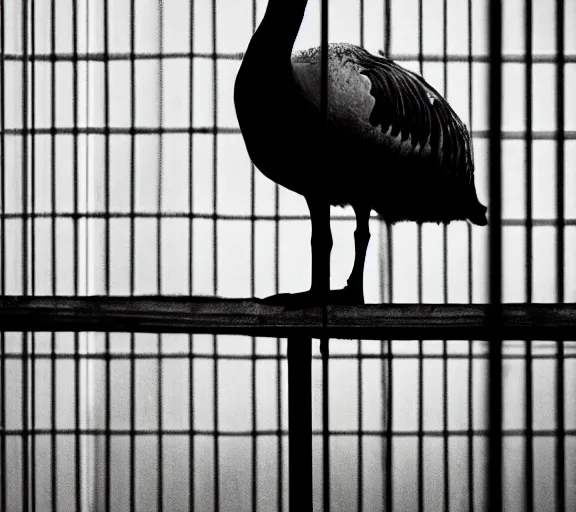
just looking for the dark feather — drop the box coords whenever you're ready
[356,48,473,183]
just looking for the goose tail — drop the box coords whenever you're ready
[466,193,488,226]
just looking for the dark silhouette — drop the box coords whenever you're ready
[235,0,487,307]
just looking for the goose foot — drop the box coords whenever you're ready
[262,287,363,358]
[261,286,364,308]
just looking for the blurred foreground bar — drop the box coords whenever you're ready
[1,296,575,340]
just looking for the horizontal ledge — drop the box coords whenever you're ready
[1,296,575,340]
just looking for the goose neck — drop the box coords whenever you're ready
[249,0,309,58]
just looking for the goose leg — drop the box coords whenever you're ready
[261,200,370,307]
[262,197,332,307]
[307,197,332,300]
[343,203,371,304]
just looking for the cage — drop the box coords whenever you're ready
[1,0,575,510]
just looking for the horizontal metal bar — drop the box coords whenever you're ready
[3,51,246,62]
[2,352,575,360]
[1,428,574,437]
[2,212,576,227]
[3,127,576,140]
[1,296,576,340]
[390,53,576,64]
[1,127,239,136]
[3,52,576,64]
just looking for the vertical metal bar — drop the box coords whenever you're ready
[467,285,474,512]
[274,184,282,509]
[272,69,281,510]
[188,1,195,510]
[381,2,393,504]
[525,338,533,512]
[1,0,7,507]
[30,0,36,299]
[250,3,258,511]
[385,225,393,512]
[129,0,137,510]
[383,0,391,56]
[442,3,450,508]
[417,1,424,508]
[321,339,330,512]
[385,341,393,512]
[320,1,330,510]
[275,187,282,512]
[417,311,424,511]
[188,328,195,512]
[467,1,475,506]
[524,0,534,509]
[524,4,533,305]
[288,338,312,512]
[320,0,328,132]
[129,333,135,512]
[50,1,58,509]
[357,7,365,511]
[359,0,364,45]
[357,337,363,512]
[555,1,565,306]
[378,225,385,507]
[320,0,329,218]
[30,0,37,507]
[157,3,165,510]
[21,0,29,297]
[71,0,81,508]
[211,0,220,509]
[488,0,503,510]
[188,334,195,512]
[21,0,30,506]
[103,0,112,507]
[251,218,257,512]
[556,338,565,511]
[555,1,565,509]
[442,257,449,512]
[157,324,164,512]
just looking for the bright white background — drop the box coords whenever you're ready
[2,0,576,510]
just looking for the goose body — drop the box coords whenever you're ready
[234,0,487,309]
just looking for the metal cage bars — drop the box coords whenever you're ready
[0,0,573,511]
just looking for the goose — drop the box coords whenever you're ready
[234,0,487,308]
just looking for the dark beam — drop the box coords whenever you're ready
[0,296,575,340]
[287,337,312,512]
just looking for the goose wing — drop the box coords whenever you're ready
[291,43,474,184]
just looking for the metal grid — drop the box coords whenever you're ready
[1,0,575,511]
